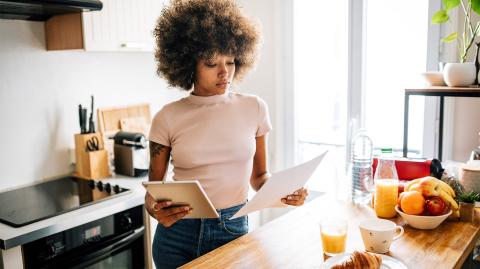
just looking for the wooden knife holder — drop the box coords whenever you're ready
[74,133,111,179]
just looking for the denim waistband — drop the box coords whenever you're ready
[215,203,246,221]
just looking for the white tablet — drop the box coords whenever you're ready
[142,180,219,219]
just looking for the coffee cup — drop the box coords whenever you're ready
[358,218,404,254]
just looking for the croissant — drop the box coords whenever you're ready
[330,251,382,269]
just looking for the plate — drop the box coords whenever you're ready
[323,252,407,269]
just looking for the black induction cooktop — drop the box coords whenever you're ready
[0,176,131,227]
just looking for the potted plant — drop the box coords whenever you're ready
[432,0,480,86]
[457,191,479,222]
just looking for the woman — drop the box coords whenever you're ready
[145,0,308,268]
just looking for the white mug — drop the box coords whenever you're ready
[359,218,404,254]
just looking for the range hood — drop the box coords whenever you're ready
[0,0,102,21]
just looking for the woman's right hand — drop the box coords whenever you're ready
[145,193,192,227]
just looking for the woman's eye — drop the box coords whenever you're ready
[227,62,235,65]
[205,63,216,67]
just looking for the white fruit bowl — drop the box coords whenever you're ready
[395,205,451,230]
[420,71,446,86]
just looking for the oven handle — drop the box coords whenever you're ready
[69,226,145,269]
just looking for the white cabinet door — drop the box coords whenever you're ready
[82,0,166,52]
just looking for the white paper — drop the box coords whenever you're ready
[230,151,327,219]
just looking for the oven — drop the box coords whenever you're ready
[22,205,145,269]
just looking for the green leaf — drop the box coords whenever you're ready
[432,9,449,24]
[442,32,458,42]
[472,0,480,15]
[443,0,460,11]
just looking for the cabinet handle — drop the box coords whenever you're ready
[120,42,147,49]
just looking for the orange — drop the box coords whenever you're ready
[397,192,406,208]
[400,191,425,215]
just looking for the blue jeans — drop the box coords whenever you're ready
[152,203,248,269]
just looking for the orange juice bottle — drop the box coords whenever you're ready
[374,179,398,218]
[373,148,399,218]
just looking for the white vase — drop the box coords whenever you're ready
[443,62,477,87]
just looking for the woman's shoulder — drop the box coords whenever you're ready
[230,92,267,105]
[152,98,188,119]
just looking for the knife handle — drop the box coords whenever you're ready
[81,108,87,134]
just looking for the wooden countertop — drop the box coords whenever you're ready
[181,195,480,269]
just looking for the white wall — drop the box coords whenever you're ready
[441,10,480,162]
[0,0,284,191]
[452,98,480,161]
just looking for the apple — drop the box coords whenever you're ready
[425,196,446,216]
[409,183,422,194]
[418,177,441,197]
[441,204,451,215]
[398,182,405,194]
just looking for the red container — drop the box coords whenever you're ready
[372,158,432,181]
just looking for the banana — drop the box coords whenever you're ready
[437,180,456,197]
[452,209,460,218]
[439,189,459,210]
[405,177,422,192]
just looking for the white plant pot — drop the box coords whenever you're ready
[443,62,477,87]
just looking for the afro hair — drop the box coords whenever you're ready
[153,0,260,90]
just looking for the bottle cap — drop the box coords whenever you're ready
[381,148,393,153]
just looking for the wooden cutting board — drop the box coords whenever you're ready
[97,103,151,138]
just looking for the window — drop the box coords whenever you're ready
[293,0,349,192]
[364,0,429,156]
[294,0,435,193]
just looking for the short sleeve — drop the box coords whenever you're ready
[148,109,171,147]
[256,96,272,137]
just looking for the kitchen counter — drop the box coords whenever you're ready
[0,175,151,269]
[181,194,480,269]
[0,176,147,250]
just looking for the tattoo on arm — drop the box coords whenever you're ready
[150,141,167,159]
[149,162,154,175]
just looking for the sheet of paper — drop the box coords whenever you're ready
[230,151,327,219]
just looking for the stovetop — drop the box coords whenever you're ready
[0,177,131,227]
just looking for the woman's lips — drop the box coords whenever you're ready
[216,81,229,87]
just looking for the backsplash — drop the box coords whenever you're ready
[0,20,185,190]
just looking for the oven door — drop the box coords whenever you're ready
[47,227,145,269]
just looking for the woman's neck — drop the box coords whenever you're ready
[192,89,226,97]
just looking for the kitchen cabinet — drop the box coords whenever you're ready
[45,0,166,52]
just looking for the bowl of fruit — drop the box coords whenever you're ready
[395,176,458,229]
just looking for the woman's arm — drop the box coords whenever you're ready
[250,135,308,206]
[250,135,270,191]
[146,141,192,227]
[148,141,171,181]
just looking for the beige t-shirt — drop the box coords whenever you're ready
[149,91,272,209]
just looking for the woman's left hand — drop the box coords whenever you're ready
[281,187,308,206]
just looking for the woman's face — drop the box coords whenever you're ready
[193,54,235,96]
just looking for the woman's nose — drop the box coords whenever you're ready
[218,63,228,76]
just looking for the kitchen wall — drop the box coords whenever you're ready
[452,99,480,161]
[443,9,480,162]
[0,0,284,191]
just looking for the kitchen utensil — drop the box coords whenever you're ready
[78,104,87,134]
[86,136,100,151]
[82,108,87,133]
[113,131,148,177]
[88,95,95,133]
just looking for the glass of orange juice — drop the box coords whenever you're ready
[319,219,347,256]
[374,179,398,218]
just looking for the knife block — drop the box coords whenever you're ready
[74,133,111,179]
